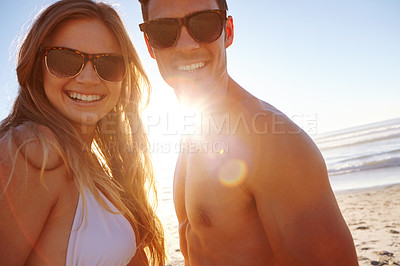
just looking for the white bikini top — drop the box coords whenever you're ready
[66,187,136,266]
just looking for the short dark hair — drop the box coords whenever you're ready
[138,0,228,21]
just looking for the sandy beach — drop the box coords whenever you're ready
[159,183,400,265]
[336,184,400,265]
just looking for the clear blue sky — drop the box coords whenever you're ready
[1,0,399,134]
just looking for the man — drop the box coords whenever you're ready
[138,0,359,265]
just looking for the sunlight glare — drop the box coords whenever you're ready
[218,159,248,187]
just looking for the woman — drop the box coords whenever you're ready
[0,0,165,265]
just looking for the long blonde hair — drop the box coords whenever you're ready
[0,0,165,264]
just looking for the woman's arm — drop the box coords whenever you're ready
[128,248,149,266]
[0,126,65,264]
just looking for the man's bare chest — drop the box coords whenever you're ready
[174,149,256,229]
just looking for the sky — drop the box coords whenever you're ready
[0,0,399,177]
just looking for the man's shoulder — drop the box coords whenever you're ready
[229,96,301,138]
[248,110,327,187]
[247,100,321,165]
[232,96,326,180]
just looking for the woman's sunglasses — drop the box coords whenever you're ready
[139,9,227,49]
[40,46,126,82]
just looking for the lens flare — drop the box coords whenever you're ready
[218,159,247,187]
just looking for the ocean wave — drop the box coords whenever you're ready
[328,149,400,165]
[328,156,400,176]
[318,132,400,151]
[315,124,400,144]
[314,117,400,144]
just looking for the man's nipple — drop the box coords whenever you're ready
[199,212,212,227]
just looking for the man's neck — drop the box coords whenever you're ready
[176,75,245,115]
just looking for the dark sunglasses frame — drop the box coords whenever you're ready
[40,46,126,82]
[139,9,227,49]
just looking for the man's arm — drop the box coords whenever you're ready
[248,117,358,265]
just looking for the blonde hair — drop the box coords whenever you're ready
[0,0,165,264]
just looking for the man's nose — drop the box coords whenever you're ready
[174,26,200,51]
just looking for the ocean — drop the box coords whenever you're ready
[313,117,400,191]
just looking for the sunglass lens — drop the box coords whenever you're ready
[96,56,125,82]
[189,12,223,43]
[46,49,83,77]
[146,20,178,49]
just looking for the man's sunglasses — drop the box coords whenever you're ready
[40,46,126,82]
[139,9,227,49]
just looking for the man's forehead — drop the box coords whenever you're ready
[147,0,219,20]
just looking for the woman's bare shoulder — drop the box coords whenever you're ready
[0,123,68,195]
[0,125,70,264]
[12,124,64,170]
[0,133,13,177]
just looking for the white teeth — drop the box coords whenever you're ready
[68,92,102,102]
[178,62,205,71]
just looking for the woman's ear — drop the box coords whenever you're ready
[144,34,156,59]
[225,15,234,48]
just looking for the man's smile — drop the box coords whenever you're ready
[177,62,206,71]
